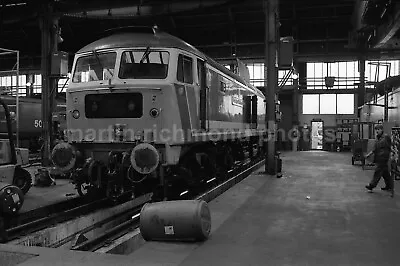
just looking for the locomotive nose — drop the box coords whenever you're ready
[51,142,76,172]
[130,143,159,174]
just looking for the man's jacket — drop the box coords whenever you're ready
[373,134,392,164]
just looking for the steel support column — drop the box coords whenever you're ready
[40,1,56,166]
[264,0,279,175]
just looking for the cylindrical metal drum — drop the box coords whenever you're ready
[140,200,211,242]
[0,182,24,214]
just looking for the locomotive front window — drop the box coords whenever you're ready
[72,52,117,83]
[85,93,143,118]
[119,49,169,79]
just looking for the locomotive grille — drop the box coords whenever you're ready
[84,93,143,118]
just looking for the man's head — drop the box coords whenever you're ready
[375,124,384,137]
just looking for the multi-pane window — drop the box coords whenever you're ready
[247,63,293,87]
[302,94,354,115]
[306,62,359,89]
[365,60,400,83]
[306,60,400,89]
[278,70,293,86]
[58,78,69,93]
[0,75,27,96]
[0,73,70,95]
[248,63,264,87]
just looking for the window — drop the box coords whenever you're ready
[247,63,293,87]
[278,70,293,86]
[365,60,400,83]
[319,94,336,114]
[34,74,42,94]
[302,95,319,114]
[58,78,69,92]
[302,93,355,115]
[220,81,227,93]
[119,50,169,79]
[72,52,116,83]
[177,55,193,84]
[337,94,354,114]
[306,61,360,89]
[248,63,264,87]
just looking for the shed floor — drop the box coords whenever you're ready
[1,151,399,266]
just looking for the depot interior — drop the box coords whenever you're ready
[0,0,398,154]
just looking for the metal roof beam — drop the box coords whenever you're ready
[374,4,400,48]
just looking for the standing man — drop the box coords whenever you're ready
[365,124,393,192]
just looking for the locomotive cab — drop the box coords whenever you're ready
[52,36,173,199]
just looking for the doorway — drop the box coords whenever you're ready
[311,121,323,150]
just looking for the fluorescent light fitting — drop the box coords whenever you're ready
[0,2,27,7]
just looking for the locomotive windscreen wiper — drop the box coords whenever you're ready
[139,46,151,64]
[92,50,113,78]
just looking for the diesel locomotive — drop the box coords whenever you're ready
[51,27,267,200]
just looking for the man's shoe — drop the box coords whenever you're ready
[381,187,393,191]
[365,185,373,191]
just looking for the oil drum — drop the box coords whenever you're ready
[0,182,24,214]
[140,200,211,242]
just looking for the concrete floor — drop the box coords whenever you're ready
[131,151,400,266]
[1,151,400,265]
[189,151,399,266]
[21,165,77,212]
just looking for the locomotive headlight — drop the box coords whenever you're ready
[130,143,159,175]
[51,142,76,172]
[72,110,80,119]
[149,108,160,118]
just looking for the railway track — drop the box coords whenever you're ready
[2,157,265,250]
[0,196,106,243]
[74,157,265,252]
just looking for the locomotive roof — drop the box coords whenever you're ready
[77,31,264,98]
[77,31,202,57]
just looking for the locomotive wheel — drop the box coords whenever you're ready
[218,147,234,179]
[175,166,193,199]
[186,152,215,184]
[76,182,106,200]
[77,160,107,199]
[13,167,32,195]
[180,153,201,187]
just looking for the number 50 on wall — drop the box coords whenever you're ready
[34,119,43,128]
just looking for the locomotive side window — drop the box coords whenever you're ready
[177,55,193,84]
[72,52,116,83]
[85,93,143,118]
[220,81,227,93]
[119,50,169,79]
